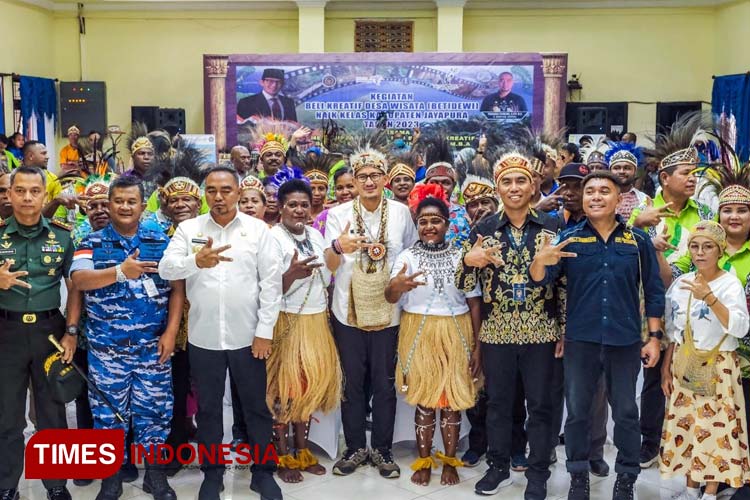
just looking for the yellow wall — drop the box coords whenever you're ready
[715,0,750,75]
[325,9,437,52]
[0,0,57,132]
[464,7,716,139]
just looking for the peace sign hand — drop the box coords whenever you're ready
[286,249,323,282]
[652,225,678,253]
[534,236,577,267]
[195,237,233,269]
[0,260,31,290]
[463,234,504,269]
[634,202,674,229]
[119,249,159,279]
[389,264,425,294]
[679,272,713,300]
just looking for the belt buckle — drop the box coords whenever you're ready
[22,313,37,324]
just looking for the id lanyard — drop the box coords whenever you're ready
[504,224,529,303]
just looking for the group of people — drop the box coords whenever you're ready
[1,111,750,500]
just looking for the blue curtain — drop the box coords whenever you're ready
[0,78,5,135]
[19,76,57,144]
[712,74,750,161]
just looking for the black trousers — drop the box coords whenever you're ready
[589,375,608,462]
[639,353,665,450]
[467,378,528,456]
[332,316,398,452]
[0,313,67,489]
[74,346,94,431]
[166,348,192,456]
[564,340,641,476]
[230,373,248,441]
[189,343,274,476]
[482,341,559,481]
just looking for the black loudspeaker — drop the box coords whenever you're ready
[656,102,703,133]
[131,106,159,131]
[158,108,186,136]
[60,82,107,134]
[566,102,628,136]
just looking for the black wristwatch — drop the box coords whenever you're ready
[65,325,79,337]
[648,329,664,340]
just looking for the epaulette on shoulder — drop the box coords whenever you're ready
[50,219,73,231]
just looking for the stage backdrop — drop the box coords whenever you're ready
[204,53,549,151]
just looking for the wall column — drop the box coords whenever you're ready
[204,55,229,150]
[435,0,465,52]
[297,0,327,53]
[542,53,568,134]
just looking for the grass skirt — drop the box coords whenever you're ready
[396,311,476,410]
[660,351,750,487]
[266,311,342,423]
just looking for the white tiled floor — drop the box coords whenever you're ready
[19,405,695,500]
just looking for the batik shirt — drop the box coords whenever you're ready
[455,209,565,345]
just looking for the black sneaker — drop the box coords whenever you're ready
[568,472,590,500]
[119,462,138,483]
[0,490,18,500]
[475,467,512,496]
[333,447,369,476]
[95,474,123,500]
[143,466,177,500]
[589,459,610,477]
[525,478,547,500]
[612,473,636,500]
[46,487,71,500]
[249,472,282,500]
[370,448,400,479]
[639,443,659,469]
[73,479,94,487]
[197,476,224,500]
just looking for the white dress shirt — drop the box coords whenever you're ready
[262,90,284,120]
[666,271,750,351]
[158,211,282,350]
[271,224,330,314]
[325,198,418,327]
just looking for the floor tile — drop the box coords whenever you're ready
[290,471,423,500]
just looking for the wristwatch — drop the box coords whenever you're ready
[65,325,79,337]
[648,329,664,340]
[115,264,127,283]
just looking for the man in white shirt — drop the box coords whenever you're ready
[323,147,418,479]
[159,165,283,500]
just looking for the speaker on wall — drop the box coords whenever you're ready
[131,106,159,131]
[158,108,186,136]
[60,82,107,134]
[565,102,629,136]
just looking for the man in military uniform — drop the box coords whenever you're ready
[0,166,76,500]
[70,176,184,500]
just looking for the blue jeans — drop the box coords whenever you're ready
[563,340,642,476]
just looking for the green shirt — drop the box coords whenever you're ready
[0,216,73,312]
[672,241,750,288]
[628,192,714,262]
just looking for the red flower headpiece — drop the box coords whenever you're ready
[407,183,448,213]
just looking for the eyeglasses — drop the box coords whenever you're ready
[355,173,384,183]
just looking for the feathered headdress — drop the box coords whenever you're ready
[294,152,341,186]
[126,122,153,155]
[75,172,118,203]
[700,140,750,208]
[145,141,206,200]
[387,150,417,184]
[580,137,610,170]
[458,148,496,207]
[606,142,644,169]
[407,183,448,213]
[647,111,710,172]
[534,127,566,163]
[417,133,455,181]
[267,166,308,190]
[148,130,174,163]
[350,145,388,174]
[248,118,297,157]
[485,124,543,182]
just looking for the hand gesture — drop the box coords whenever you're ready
[55,194,79,210]
[634,202,674,229]
[291,126,312,145]
[652,225,678,253]
[463,235,504,269]
[0,260,31,290]
[120,249,159,279]
[195,237,233,269]
[679,272,713,301]
[337,222,369,254]
[533,236,577,267]
[286,250,323,282]
[554,338,565,359]
[157,332,176,364]
[389,264,425,294]
[535,194,563,213]
[252,337,273,360]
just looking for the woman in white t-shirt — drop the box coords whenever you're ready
[385,187,480,488]
[267,178,342,483]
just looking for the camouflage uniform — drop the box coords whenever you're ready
[70,222,173,449]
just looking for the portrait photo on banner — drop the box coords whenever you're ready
[206,53,548,151]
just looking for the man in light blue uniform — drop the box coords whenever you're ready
[70,176,184,500]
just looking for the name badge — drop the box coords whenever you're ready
[142,277,159,298]
[191,237,209,254]
[512,274,526,303]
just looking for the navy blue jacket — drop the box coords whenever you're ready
[531,217,665,346]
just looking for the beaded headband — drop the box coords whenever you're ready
[608,150,638,169]
[83,181,110,201]
[493,153,535,182]
[240,175,265,194]
[162,177,201,200]
[660,147,699,171]
[689,220,726,250]
[719,184,750,208]
[131,137,154,154]
[586,151,608,169]
[425,162,456,181]
[305,169,329,185]
[461,175,496,205]
[388,163,416,183]
[350,149,388,174]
